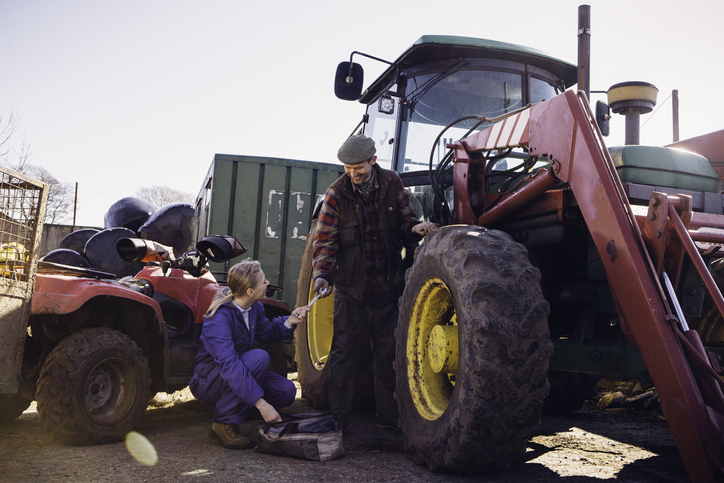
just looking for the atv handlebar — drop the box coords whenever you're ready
[116,238,174,263]
[116,235,248,278]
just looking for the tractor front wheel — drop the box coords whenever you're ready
[36,327,152,445]
[395,225,552,473]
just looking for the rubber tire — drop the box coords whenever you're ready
[0,393,32,424]
[253,303,293,378]
[36,327,152,445]
[396,225,552,473]
[295,219,374,410]
[253,341,288,377]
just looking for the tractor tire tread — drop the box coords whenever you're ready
[397,225,552,473]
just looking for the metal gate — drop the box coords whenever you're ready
[0,166,48,394]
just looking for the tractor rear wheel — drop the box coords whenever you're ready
[396,225,552,473]
[253,340,288,377]
[295,219,374,409]
[36,327,152,445]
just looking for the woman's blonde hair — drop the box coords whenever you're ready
[205,259,263,318]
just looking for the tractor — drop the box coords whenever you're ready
[295,6,724,481]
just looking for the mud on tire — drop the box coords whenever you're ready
[395,225,552,473]
[36,327,152,445]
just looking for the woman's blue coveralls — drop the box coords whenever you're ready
[189,302,296,424]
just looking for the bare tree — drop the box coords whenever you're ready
[24,165,73,224]
[0,110,32,171]
[136,185,194,207]
[1,111,74,224]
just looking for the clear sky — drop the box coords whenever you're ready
[1,0,722,227]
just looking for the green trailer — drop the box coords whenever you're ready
[193,154,344,306]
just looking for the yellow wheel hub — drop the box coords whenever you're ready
[305,281,334,370]
[406,277,458,421]
[428,325,459,374]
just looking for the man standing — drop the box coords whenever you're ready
[312,134,436,430]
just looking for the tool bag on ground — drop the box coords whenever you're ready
[255,413,344,461]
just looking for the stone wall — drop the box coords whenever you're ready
[40,224,102,257]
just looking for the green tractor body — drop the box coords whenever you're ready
[296,32,724,479]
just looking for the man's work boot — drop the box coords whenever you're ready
[209,422,253,449]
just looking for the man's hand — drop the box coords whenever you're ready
[412,221,438,237]
[255,397,282,423]
[313,278,330,297]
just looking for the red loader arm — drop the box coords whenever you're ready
[452,89,724,482]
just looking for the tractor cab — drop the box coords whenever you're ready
[335,36,577,176]
[335,36,577,223]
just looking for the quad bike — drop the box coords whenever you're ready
[5,234,293,445]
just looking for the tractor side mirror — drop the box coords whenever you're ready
[334,61,364,101]
[596,101,611,137]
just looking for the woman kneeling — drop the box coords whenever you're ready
[190,260,309,449]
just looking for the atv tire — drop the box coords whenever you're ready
[36,327,152,445]
[295,219,374,410]
[396,226,552,473]
[0,393,32,424]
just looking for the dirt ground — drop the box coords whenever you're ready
[0,374,690,483]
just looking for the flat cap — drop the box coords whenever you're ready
[337,135,376,165]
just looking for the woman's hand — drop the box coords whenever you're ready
[289,305,310,325]
[255,397,282,423]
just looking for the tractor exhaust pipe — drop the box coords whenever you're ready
[577,5,591,101]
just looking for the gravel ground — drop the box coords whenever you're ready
[0,374,690,483]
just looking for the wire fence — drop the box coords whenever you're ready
[0,167,48,283]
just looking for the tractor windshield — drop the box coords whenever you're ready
[392,64,560,173]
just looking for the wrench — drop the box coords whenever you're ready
[307,287,328,308]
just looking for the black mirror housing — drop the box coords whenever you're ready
[596,100,611,137]
[334,62,364,101]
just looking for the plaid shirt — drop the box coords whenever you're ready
[313,166,419,294]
